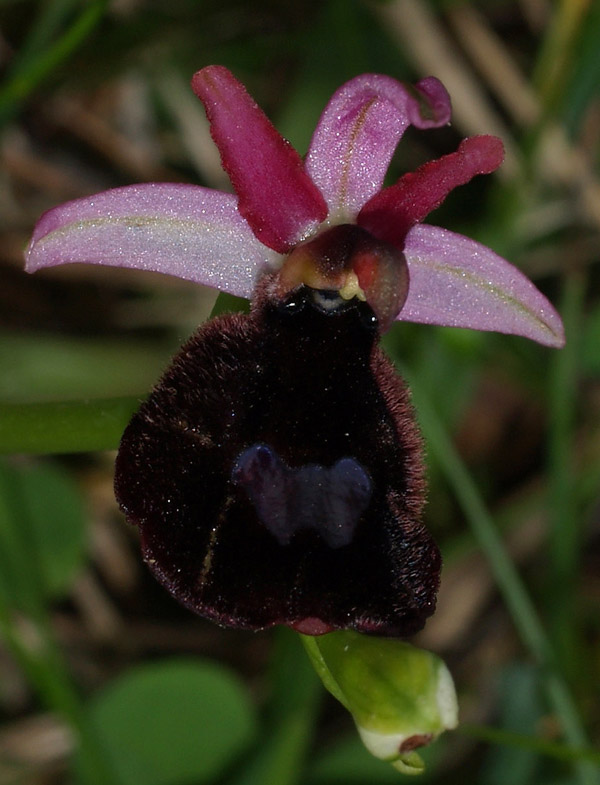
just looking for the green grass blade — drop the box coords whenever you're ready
[0,397,141,455]
[0,0,108,126]
[402,365,598,785]
[460,723,600,766]
[547,272,586,678]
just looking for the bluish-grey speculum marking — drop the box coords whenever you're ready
[232,443,372,548]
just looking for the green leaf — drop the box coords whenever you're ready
[0,332,173,403]
[0,397,141,455]
[209,293,250,318]
[82,659,257,785]
[18,461,87,598]
[0,459,86,610]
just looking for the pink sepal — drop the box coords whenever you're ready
[400,224,565,348]
[26,183,281,297]
[305,74,451,222]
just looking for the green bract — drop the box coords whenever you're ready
[302,631,458,774]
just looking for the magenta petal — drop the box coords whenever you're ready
[305,74,451,221]
[191,66,328,254]
[25,184,280,297]
[358,136,504,249]
[400,224,565,348]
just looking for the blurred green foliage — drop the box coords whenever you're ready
[1,0,599,784]
[84,659,257,785]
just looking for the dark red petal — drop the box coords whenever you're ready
[191,66,328,253]
[357,135,504,249]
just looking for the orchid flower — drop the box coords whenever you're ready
[25,67,564,639]
[26,66,564,346]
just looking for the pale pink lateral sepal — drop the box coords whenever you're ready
[305,75,451,223]
[191,66,328,254]
[25,184,281,298]
[400,225,565,348]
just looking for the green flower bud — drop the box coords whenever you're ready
[301,631,458,775]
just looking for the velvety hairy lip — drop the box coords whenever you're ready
[114,283,439,636]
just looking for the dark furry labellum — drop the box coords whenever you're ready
[115,275,441,637]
